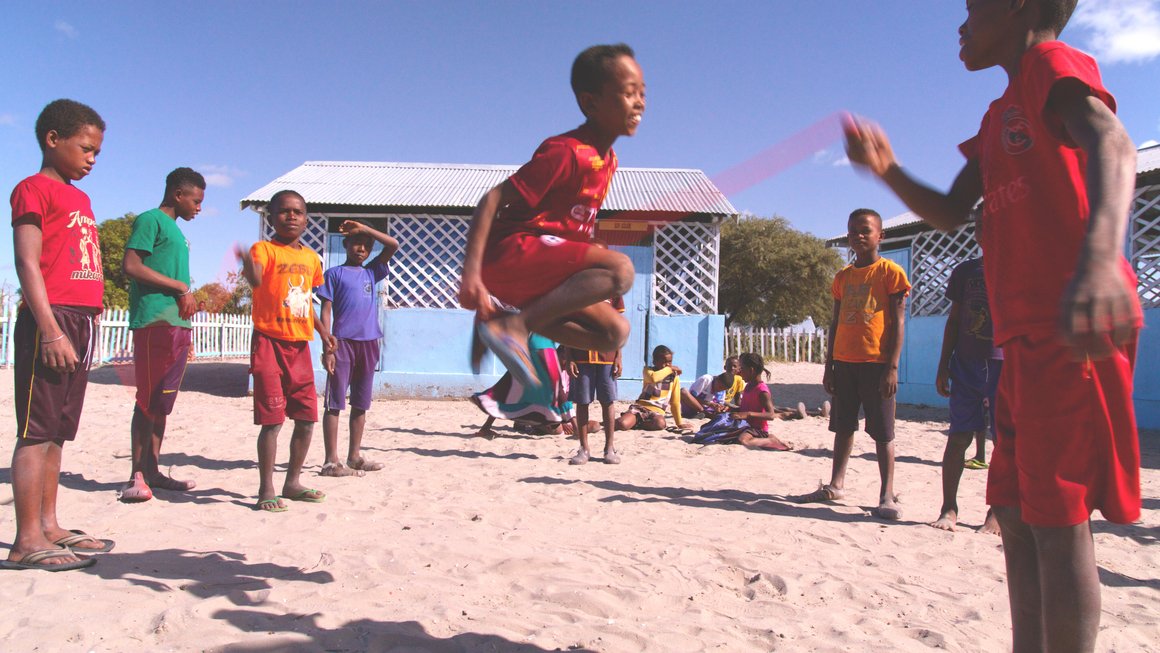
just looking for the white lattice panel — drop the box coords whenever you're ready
[385,214,469,309]
[259,213,328,265]
[1130,184,1160,309]
[653,222,719,315]
[910,223,980,317]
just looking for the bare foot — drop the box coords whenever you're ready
[875,495,903,521]
[930,509,957,531]
[568,448,590,465]
[475,426,499,439]
[145,473,196,491]
[978,509,1002,536]
[120,472,153,502]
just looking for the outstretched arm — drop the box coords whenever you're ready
[843,114,982,231]
[1051,82,1139,359]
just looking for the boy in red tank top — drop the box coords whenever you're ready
[843,2,1141,649]
[459,44,645,389]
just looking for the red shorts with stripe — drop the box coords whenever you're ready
[14,305,98,442]
[481,233,592,308]
[986,331,1141,527]
[133,325,192,417]
[250,331,318,426]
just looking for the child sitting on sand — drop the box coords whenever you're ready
[693,353,793,450]
[616,345,683,432]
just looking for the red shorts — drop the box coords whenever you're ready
[14,305,98,442]
[133,325,192,417]
[481,233,592,308]
[986,331,1140,527]
[250,331,318,426]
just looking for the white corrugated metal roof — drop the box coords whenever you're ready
[241,161,737,217]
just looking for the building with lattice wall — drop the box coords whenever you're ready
[827,144,1160,428]
[242,161,737,398]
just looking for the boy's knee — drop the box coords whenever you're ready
[607,253,634,296]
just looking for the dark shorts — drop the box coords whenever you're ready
[133,325,192,417]
[324,338,380,411]
[948,355,1002,436]
[481,233,592,308]
[14,305,98,442]
[570,363,617,405]
[251,331,318,426]
[987,332,1139,527]
[828,361,895,442]
[622,404,665,429]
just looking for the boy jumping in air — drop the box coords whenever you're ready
[5,99,113,571]
[121,167,206,502]
[459,44,644,388]
[318,220,398,477]
[844,1,1141,649]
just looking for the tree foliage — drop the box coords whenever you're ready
[220,269,252,315]
[98,212,136,308]
[718,213,843,328]
[192,282,233,313]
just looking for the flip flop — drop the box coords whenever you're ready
[283,488,326,503]
[255,498,288,512]
[964,458,989,470]
[0,548,96,572]
[476,321,539,389]
[53,530,115,554]
[320,462,364,478]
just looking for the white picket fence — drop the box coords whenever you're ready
[725,326,827,363]
[0,305,252,367]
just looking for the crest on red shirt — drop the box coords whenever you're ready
[1001,105,1034,155]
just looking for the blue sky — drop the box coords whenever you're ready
[2,1,1158,294]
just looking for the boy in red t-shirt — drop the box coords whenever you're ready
[238,190,337,512]
[459,44,645,389]
[843,2,1141,649]
[5,99,113,572]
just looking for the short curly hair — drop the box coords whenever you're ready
[268,189,307,214]
[1038,0,1078,36]
[35,99,105,152]
[165,167,206,195]
[571,43,635,114]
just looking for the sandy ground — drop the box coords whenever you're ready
[0,361,1156,652]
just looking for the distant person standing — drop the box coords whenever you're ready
[120,167,205,502]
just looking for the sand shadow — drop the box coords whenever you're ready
[1097,565,1160,590]
[775,446,939,468]
[209,612,595,653]
[1091,519,1158,548]
[518,476,921,526]
[89,361,251,398]
[84,548,334,600]
[394,446,537,461]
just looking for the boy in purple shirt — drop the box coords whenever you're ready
[933,253,1002,534]
[318,220,399,477]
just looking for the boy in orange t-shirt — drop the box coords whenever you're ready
[238,190,336,512]
[799,209,909,521]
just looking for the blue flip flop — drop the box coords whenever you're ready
[476,321,540,389]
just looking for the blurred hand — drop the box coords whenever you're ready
[567,361,580,378]
[936,365,951,397]
[177,293,197,320]
[822,363,835,395]
[458,274,495,320]
[1060,259,1139,360]
[843,113,898,178]
[322,351,336,374]
[612,361,622,378]
[880,367,898,399]
[41,334,78,374]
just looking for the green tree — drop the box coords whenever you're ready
[98,212,136,308]
[718,213,843,328]
[220,269,252,314]
[193,281,234,313]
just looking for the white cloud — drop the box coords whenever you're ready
[0,114,15,126]
[199,206,222,218]
[197,164,246,188]
[1073,0,1160,63]
[1141,139,1160,148]
[811,149,830,164]
[812,148,850,167]
[831,155,851,167]
[54,20,78,39]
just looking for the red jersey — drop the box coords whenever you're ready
[959,41,1140,345]
[10,174,104,308]
[490,125,618,245]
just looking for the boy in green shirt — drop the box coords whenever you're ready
[120,167,205,502]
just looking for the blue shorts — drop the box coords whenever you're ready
[570,363,617,405]
[948,356,1002,436]
[324,338,381,412]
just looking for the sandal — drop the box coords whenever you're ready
[320,462,364,477]
[347,458,384,472]
[795,482,844,504]
[476,320,539,389]
[568,448,590,465]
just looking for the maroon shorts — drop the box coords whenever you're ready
[481,233,593,308]
[14,305,98,442]
[987,332,1141,527]
[250,331,318,426]
[133,325,192,417]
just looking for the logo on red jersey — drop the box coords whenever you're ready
[1001,106,1034,155]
